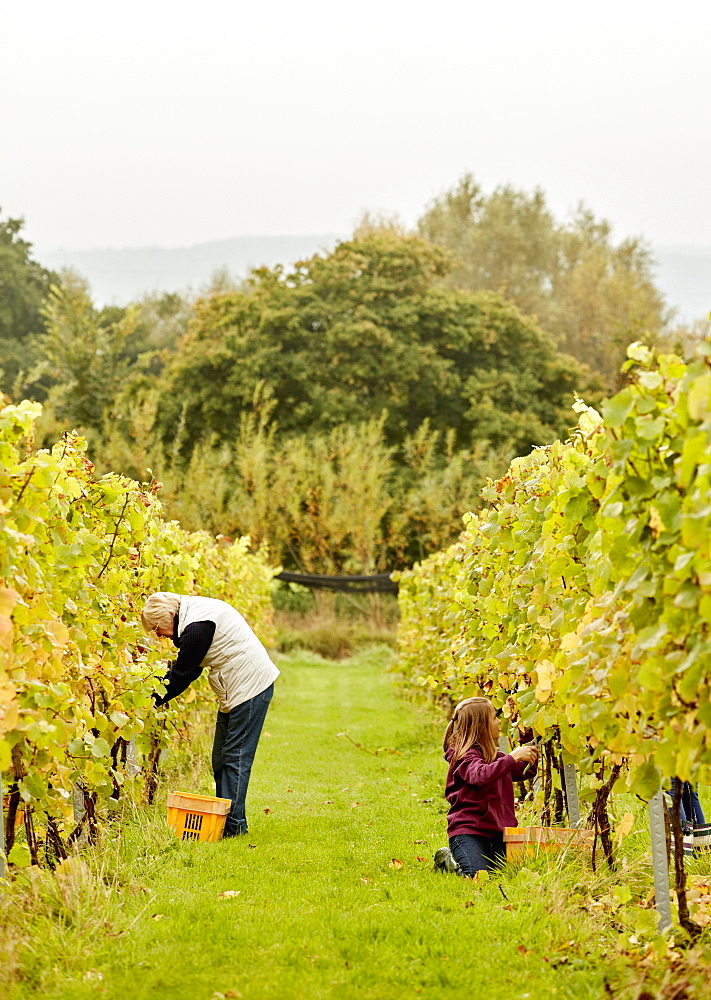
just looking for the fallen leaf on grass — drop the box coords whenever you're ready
[350,802,361,808]
[151,913,165,920]
[360,877,372,884]
[413,839,427,844]
[217,890,241,899]
[416,856,428,862]
[84,970,104,981]
[322,800,334,805]
[263,807,270,814]
[248,844,257,849]
[388,859,403,869]
[517,945,529,955]
[211,992,243,999]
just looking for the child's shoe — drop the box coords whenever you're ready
[433,847,461,874]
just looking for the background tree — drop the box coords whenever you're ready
[126,291,193,362]
[39,271,135,435]
[154,230,587,460]
[0,211,57,397]
[418,175,669,385]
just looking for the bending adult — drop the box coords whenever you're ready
[141,592,279,838]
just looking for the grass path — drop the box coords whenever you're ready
[14,648,620,999]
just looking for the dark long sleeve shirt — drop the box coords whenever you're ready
[154,617,216,706]
[444,738,537,837]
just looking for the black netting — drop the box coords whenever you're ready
[275,571,398,594]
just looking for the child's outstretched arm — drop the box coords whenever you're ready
[459,744,536,786]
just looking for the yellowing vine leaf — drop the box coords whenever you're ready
[535,660,555,703]
[0,616,12,651]
[0,587,19,616]
[46,621,71,648]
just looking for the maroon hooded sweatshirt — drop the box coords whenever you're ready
[445,742,537,838]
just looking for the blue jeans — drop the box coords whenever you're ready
[212,683,274,837]
[667,779,706,829]
[449,833,506,876]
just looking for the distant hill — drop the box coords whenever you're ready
[37,235,343,306]
[36,237,710,322]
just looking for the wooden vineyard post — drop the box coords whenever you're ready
[648,786,672,932]
[562,762,581,828]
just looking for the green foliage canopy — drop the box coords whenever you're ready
[154,231,587,458]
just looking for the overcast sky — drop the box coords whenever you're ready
[2,0,709,252]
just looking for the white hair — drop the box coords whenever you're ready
[141,592,181,633]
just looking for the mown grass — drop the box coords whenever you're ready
[4,647,711,999]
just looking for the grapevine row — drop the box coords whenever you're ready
[0,400,275,863]
[398,344,711,801]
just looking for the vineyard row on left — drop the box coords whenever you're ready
[0,400,276,863]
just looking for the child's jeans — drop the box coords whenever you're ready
[449,833,506,875]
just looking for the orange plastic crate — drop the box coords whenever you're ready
[166,791,232,842]
[504,825,594,861]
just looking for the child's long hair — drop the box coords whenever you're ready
[443,697,498,763]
